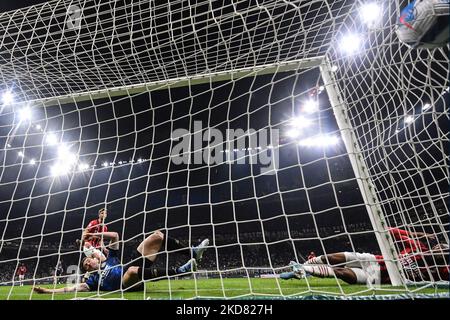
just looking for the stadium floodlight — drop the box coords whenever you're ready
[339,33,362,55]
[29,159,36,165]
[18,151,24,157]
[57,145,77,167]
[45,133,58,145]
[422,103,431,111]
[102,162,109,167]
[404,115,415,124]
[299,135,340,147]
[1,91,14,105]
[78,163,89,171]
[19,106,32,122]
[291,115,312,128]
[51,163,71,176]
[286,128,301,138]
[137,158,143,163]
[35,124,42,130]
[359,2,382,28]
[302,100,319,114]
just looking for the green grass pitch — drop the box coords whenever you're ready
[1,277,448,300]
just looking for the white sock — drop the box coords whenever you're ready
[303,265,335,278]
[305,256,325,265]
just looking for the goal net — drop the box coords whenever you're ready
[0,0,448,300]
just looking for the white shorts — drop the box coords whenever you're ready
[344,252,381,285]
[83,245,104,259]
[18,275,24,281]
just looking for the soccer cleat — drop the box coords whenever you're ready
[293,265,307,279]
[177,258,197,274]
[193,238,209,262]
[289,260,302,273]
[279,271,301,280]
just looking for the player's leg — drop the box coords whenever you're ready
[305,252,377,268]
[136,229,209,262]
[342,252,378,268]
[301,264,379,285]
[122,259,197,289]
[136,230,165,262]
[305,252,347,265]
[301,265,358,284]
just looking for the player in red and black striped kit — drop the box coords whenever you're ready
[281,227,449,284]
[76,208,110,259]
[16,263,27,286]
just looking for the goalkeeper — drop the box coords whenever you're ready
[33,230,209,293]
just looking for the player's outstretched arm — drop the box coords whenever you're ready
[33,283,90,294]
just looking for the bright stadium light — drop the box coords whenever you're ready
[404,115,415,124]
[35,124,42,130]
[19,106,32,122]
[1,91,14,105]
[302,100,319,114]
[18,151,24,157]
[291,115,312,128]
[57,145,77,167]
[102,162,109,167]
[340,33,362,55]
[359,3,382,28]
[51,163,71,176]
[286,128,301,138]
[29,159,36,165]
[78,163,89,171]
[137,158,143,163]
[299,135,340,147]
[45,133,58,145]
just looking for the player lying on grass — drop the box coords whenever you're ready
[280,228,449,284]
[34,230,209,293]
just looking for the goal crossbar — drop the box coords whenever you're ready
[24,57,325,108]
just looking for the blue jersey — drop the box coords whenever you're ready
[86,249,123,291]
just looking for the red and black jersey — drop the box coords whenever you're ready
[389,228,429,254]
[16,266,27,275]
[85,219,108,248]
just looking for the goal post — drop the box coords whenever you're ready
[319,56,404,286]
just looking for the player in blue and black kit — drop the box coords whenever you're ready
[33,230,209,294]
[84,246,124,291]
